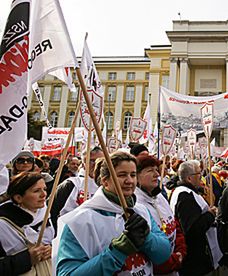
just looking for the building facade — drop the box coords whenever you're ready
[28,20,228,146]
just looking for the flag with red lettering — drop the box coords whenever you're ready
[0,0,78,167]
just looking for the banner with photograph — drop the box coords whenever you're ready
[160,87,228,133]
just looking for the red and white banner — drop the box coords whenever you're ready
[187,128,197,151]
[129,117,147,142]
[160,86,228,133]
[161,125,177,155]
[80,89,103,131]
[201,102,214,138]
[107,137,121,153]
[0,0,78,167]
[42,127,85,144]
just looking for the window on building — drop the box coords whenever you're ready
[52,86,61,101]
[105,111,113,130]
[50,111,58,127]
[162,75,169,88]
[69,86,79,101]
[125,86,135,101]
[145,72,150,80]
[67,111,75,127]
[127,72,135,80]
[107,86,116,102]
[108,72,116,80]
[144,86,149,101]
[123,111,132,130]
[33,111,41,121]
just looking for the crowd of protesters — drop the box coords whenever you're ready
[0,143,228,275]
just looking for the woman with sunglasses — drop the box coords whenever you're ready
[0,172,54,275]
[55,151,171,275]
[11,150,35,176]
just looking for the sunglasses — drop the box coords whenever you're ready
[16,157,34,164]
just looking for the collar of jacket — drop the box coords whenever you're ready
[102,187,136,208]
[178,181,199,193]
[140,185,161,197]
[0,201,33,227]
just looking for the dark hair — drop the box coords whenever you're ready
[39,155,51,162]
[136,155,159,173]
[7,172,43,202]
[35,158,44,169]
[172,160,184,172]
[130,144,148,157]
[100,151,137,180]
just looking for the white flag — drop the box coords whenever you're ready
[80,33,103,97]
[0,0,78,166]
[49,67,77,92]
[139,99,153,144]
[32,82,52,128]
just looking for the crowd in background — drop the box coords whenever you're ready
[0,143,228,275]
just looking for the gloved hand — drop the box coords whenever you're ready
[111,233,138,255]
[124,209,150,248]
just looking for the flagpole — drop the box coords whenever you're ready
[37,99,80,245]
[157,87,161,159]
[75,67,129,216]
[83,119,92,202]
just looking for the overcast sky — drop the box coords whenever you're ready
[1,0,228,57]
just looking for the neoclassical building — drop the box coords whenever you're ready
[28,20,228,146]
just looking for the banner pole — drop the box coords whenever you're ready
[83,119,92,202]
[157,87,161,159]
[37,98,80,245]
[75,67,129,216]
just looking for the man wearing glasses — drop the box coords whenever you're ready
[170,160,222,276]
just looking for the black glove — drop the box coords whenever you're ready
[124,210,150,248]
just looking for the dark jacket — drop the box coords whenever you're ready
[174,183,216,276]
[49,179,75,234]
[217,187,228,266]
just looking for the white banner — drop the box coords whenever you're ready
[160,86,228,133]
[0,0,78,167]
[0,0,30,168]
[42,127,85,143]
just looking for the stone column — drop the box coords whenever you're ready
[169,57,178,91]
[150,72,160,124]
[224,129,228,147]
[40,85,51,121]
[226,59,228,91]
[58,86,69,127]
[114,84,124,127]
[133,84,143,117]
[179,58,189,95]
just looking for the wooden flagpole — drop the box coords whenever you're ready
[83,119,92,202]
[207,130,213,206]
[75,67,129,216]
[159,154,166,190]
[37,94,80,245]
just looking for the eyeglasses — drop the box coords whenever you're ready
[190,172,201,176]
[16,157,34,164]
